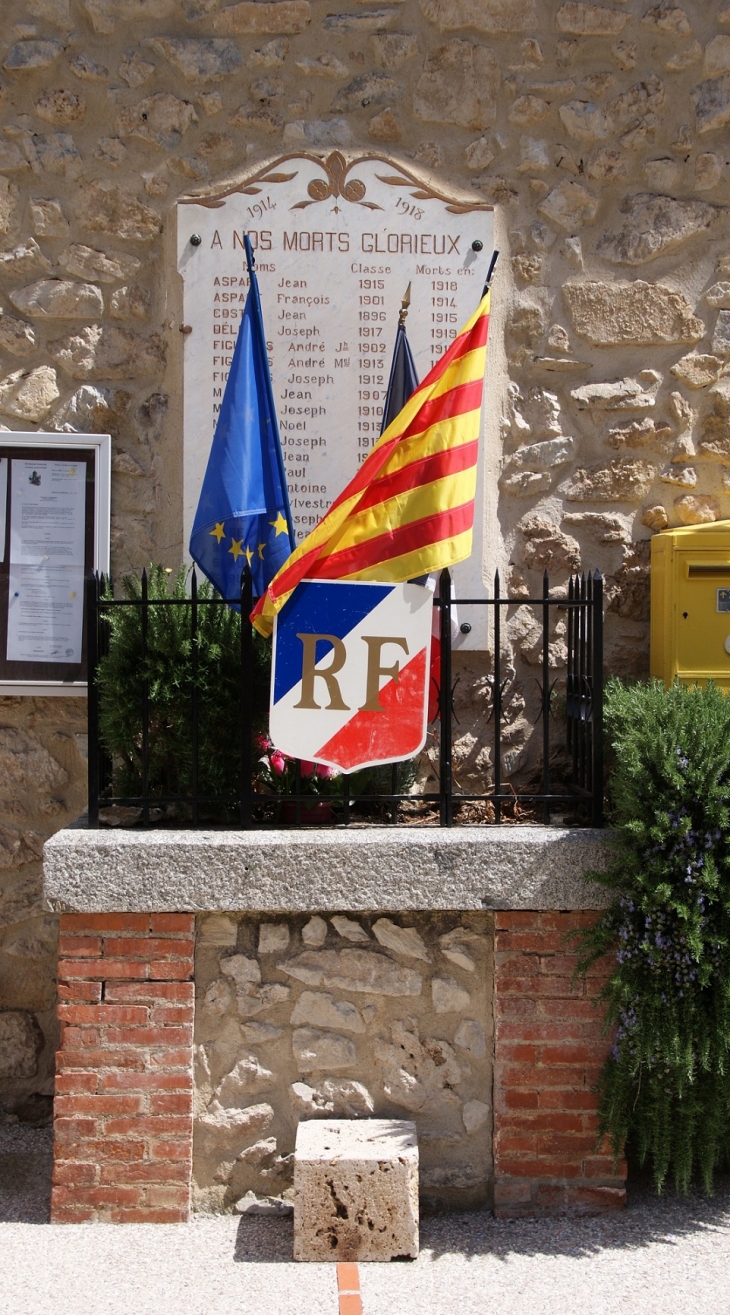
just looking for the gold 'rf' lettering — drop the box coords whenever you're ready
[359,636,409,712]
[294,634,349,710]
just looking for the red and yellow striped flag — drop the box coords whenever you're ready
[251,289,491,637]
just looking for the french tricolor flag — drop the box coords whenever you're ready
[269,580,433,773]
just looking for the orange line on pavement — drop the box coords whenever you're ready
[337,1262,363,1315]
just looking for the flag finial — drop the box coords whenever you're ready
[398,282,412,327]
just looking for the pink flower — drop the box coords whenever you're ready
[255,732,271,753]
[316,762,335,780]
[269,751,286,776]
[299,760,315,779]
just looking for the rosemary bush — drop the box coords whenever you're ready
[579,678,730,1193]
[97,565,269,812]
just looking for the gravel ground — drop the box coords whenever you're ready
[2,1125,730,1315]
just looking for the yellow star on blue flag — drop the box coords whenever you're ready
[189,233,294,602]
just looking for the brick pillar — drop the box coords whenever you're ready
[51,913,195,1224]
[493,911,626,1217]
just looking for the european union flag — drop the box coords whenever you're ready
[190,233,294,601]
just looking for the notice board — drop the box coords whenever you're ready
[0,433,110,695]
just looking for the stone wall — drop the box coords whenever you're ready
[0,696,86,1118]
[48,900,624,1221]
[3,0,730,1107]
[194,911,493,1213]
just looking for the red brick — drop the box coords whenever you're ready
[497,1043,539,1064]
[534,912,589,932]
[103,937,194,960]
[149,1140,192,1162]
[147,960,194,981]
[100,1161,189,1185]
[53,1117,98,1141]
[103,1026,192,1046]
[150,914,195,934]
[58,981,103,1003]
[58,1004,149,1025]
[149,1005,195,1025]
[105,981,194,1004]
[538,955,583,978]
[498,1022,585,1042]
[583,1156,626,1179]
[539,998,601,1020]
[497,976,542,997]
[57,1049,146,1072]
[148,1048,193,1069]
[496,1133,540,1155]
[534,1184,625,1211]
[54,1094,143,1117]
[495,997,538,1020]
[538,1043,606,1065]
[501,1089,539,1111]
[99,1071,191,1093]
[55,1140,146,1164]
[104,1115,191,1136]
[538,1089,598,1112]
[145,1184,189,1208]
[61,913,150,935]
[498,1113,585,1136]
[498,1063,592,1088]
[54,1071,99,1095]
[58,1027,101,1049]
[52,1161,98,1187]
[536,1133,600,1155]
[58,959,149,981]
[51,1203,96,1223]
[496,1158,583,1179]
[149,1093,193,1115]
[58,935,102,957]
[109,1208,187,1223]
[496,911,538,930]
[498,932,569,954]
[100,960,153,980]
[493,1179,533,1206]
[51,1185,143,1209]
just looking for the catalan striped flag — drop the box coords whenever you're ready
[251,289,491,638]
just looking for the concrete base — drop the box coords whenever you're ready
[293,1119,419,1262]
[43,824,613,913]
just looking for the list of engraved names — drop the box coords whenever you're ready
[178,154,493,614]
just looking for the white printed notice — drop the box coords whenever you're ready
[7,460,85,664]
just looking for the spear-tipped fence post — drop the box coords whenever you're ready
[439,567,453,827]
[140,567,149,826]
[591,569,604,827]
[86,571,100,827]
[240,568,253,828]
[542,569,550,825]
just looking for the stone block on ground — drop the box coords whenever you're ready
[293,1118,418,1262]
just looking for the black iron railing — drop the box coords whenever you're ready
[86,567,604,828]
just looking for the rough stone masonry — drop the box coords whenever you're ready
[1,0,730,1126]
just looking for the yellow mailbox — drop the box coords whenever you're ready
[651,520,730,689]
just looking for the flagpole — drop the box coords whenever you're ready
[398,281,411,326]
[482,249,499,297]
[243,232,296,549]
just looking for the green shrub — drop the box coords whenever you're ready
[97,565,270,812]
[96,564,419,819]
[579,677,730,1192]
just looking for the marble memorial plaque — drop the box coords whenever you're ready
[178,152,493,648]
